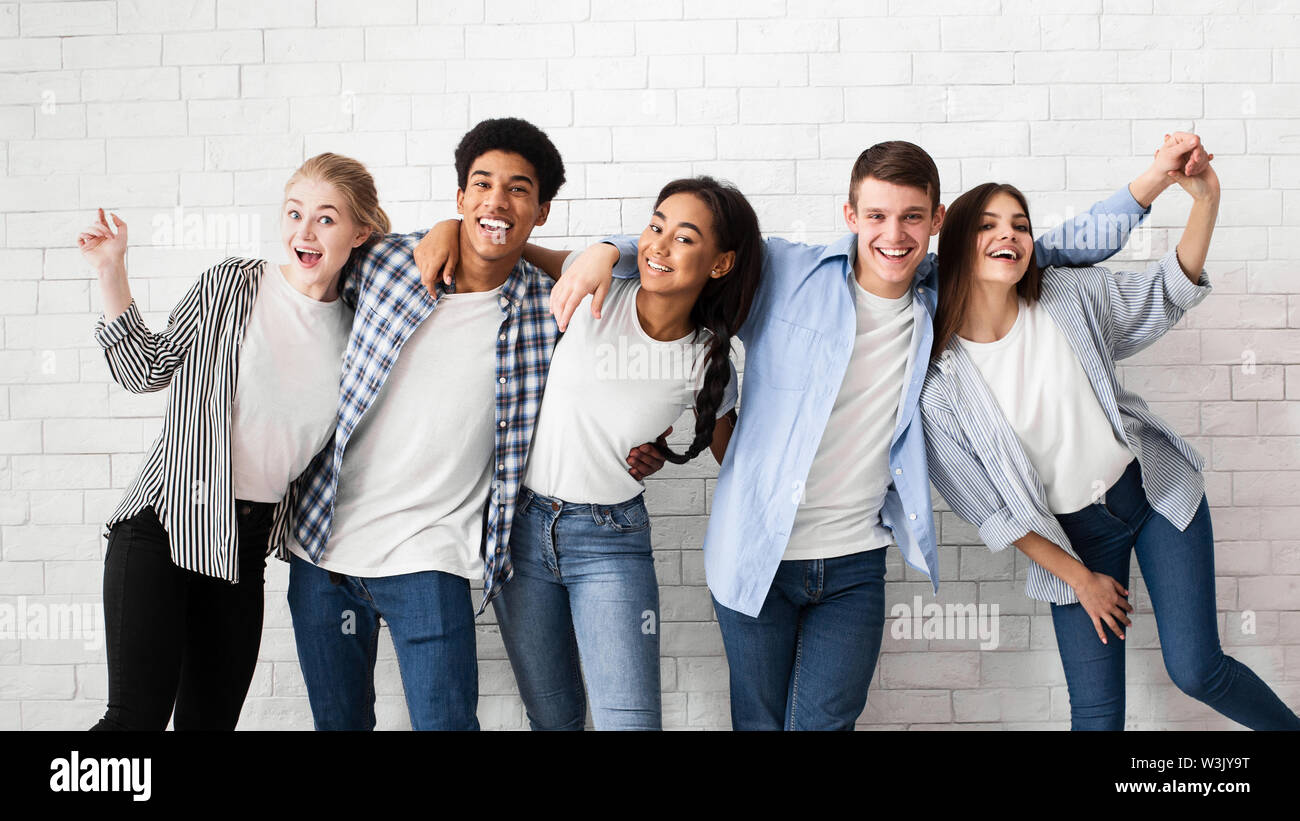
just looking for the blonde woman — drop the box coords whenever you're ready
[79,154,389,730]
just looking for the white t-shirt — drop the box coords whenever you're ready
[288,286,505,579]
[524,277,737,505]
[783,277,915,561]
[230,264,350,504]
[959,298,1133,515]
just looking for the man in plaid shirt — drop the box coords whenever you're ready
[278,119,662,731]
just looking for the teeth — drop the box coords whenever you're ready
[479,218,510,230]
[878,248,909,258]
[990,249,1017,259]
[647,260,671,272]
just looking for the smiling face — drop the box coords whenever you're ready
[844,176,944,297]
[455,148,550,264]
[970,191,1033,288]
[281,177,371,280]
[636,191,735,300]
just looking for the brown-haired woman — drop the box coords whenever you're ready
[920,138,1299,730]
[79,153,389,730]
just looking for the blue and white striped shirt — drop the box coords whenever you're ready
[919,250,1212,604]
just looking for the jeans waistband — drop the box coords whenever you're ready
[1055,458,1144,527]
[519,486,647,519]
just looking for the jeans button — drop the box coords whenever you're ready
[239,504,252,516]
[550,502,560,511]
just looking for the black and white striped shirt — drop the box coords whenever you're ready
[919,250,1212,604]
[93,257,301,582]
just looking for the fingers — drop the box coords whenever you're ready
[1101,612,1125,641]
[554,287,580,332]
[1092,615,1108,646]
[590,279,609,320]
[626,444,661,480]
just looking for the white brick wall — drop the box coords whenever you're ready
[2,0,1297,731]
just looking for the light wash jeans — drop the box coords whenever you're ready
[492,486,661,731]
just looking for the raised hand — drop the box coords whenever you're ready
[78,208,128,277]
[1170,155,1221,203]
[1152,132,1213,179]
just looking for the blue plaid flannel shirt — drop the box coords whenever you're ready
[282,231,558,613]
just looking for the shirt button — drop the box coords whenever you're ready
[499,333,506,341]
[895,468,902,475]
[498,377,506,384]
[909,513,917,520]
[498,421,506,428]
[497,463,504,470]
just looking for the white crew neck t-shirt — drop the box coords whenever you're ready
[959,297,1134,515]
[288,285,504,579]
[783,277,915,561]
[230,264,351,504]
[523,277,737,505]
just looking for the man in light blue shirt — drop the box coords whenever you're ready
[550,135,1206,730]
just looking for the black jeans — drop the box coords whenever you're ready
[91,502,273,731]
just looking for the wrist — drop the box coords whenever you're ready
[1130,167,1174,208]
[95,262,127,280]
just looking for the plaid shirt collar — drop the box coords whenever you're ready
[289,235,558,614]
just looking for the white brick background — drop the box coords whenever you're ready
[1,0,1298,731]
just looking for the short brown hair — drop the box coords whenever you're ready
[848,140,941,213]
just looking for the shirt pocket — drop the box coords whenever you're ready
[748,316,821,392]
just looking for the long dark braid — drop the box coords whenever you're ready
[651,177,762,464]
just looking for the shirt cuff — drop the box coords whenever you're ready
[93,300,145,349]
[1158,247,1212,311]
[977,506,1030,553]
[1109,184,1152,219]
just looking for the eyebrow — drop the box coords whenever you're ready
[863,206,927,213]
[471,170,535,185]
[983,210,1028,219]
[652,210,702,235]
[286,199,339,212]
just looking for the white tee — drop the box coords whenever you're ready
[524,278,737,505]
[959,298,1133,515]
[289,286,505,579]
[230,264,350,504]
[783,277,915,561]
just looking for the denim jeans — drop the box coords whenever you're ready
[92,502,272,731]
[712,548,887,731]
[492,487,661,731]
[1052,458,1300,731]
[287,554,479,731]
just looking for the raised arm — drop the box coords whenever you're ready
[81,209,209,394]
[1034,131,1210,268]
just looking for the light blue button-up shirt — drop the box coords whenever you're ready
[607,186,1150,616]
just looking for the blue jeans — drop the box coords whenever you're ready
[286,554,479,731]
[713,549,887,731]
[492,487,661,731]
[1052,459,1300,731]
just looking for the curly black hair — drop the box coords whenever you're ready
[453,117,566,205]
